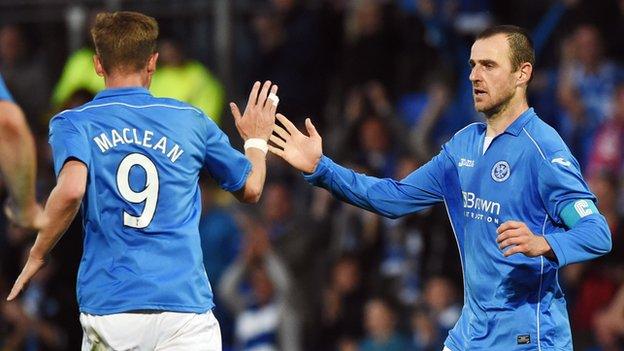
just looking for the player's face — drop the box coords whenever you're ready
[469,35,518,117]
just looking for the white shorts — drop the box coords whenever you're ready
[80,310,221,351]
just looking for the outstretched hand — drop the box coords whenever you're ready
[229,81,279,142]
[269,114,322,174]
[6,252,47,301]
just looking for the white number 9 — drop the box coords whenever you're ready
[116,153,159,228]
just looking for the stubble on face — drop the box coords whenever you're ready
[469,35,517,119]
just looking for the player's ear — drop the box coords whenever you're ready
[93,55,105,77]
[517,62,532,86]
[147,53,158,74]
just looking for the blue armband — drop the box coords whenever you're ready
[559,199,599,228]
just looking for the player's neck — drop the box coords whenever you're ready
[104,72,150,89]
[485,96,529,137]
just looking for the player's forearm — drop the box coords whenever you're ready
[543,214,612,267]
[30,183,83,259]
[238,148,266,203]
[0,101,38,212]
[304,156,439,218]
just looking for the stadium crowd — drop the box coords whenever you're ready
[0,0,623,350]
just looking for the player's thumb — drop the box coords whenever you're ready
[305,118,318,138]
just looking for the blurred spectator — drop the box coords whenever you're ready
[422,276,461,333]
[409,306,444,351]
[557,23,624,166]
[586,82,624,177]
[565,170,624,350]
[218,227,297,351]
[0,25,50,130]
[150,38,225,124]
[246,0,323,125]
[360,298,410,351]
[341,0,395,91]
[317,254,366,350]
[593,284,624,351]
[50,47,103,109]
[52,38,225,123]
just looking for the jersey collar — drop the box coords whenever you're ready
[503,107,536,137]
[94,87,152,100]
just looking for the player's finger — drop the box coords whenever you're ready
[276,113,298,134]
[504,245,525,257]
[273,124,291,141]
[268,145,285,157]
[6,283,21,301]
[496,220,523,234]
[257,81,272,108]
[269,134,286,148]
[229,103,242,122]
[499,237,521,250]
[245,81,261,111]
[496,228,523,243]
[266,85,279,115]
[305,118,319,138]
[6,275,27,301]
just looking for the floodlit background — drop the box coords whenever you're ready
[0,0,623,350]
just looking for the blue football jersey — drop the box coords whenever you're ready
[49,87,251,315]
[304,108,611,350]
[0,74,14,101]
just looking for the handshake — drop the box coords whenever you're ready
[229,80,323,174]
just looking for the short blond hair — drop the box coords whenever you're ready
[91,11,159,74]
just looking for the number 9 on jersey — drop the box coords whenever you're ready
[116,153,160,229]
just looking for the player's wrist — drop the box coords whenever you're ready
[244,138,268,155]
[537,236,553,257]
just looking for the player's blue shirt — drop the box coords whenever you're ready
[0,74,14,101]
[48,87,251,315]
[304,108,611,351]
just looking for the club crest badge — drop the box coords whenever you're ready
[491,161,510,182]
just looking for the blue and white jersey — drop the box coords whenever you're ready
[49,87,251,315]
[304,108,611,350]
[0,74,14,101]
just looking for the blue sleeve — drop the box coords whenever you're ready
[544,212,611,267]
[0,75,14,101]
[202,117,251,192]
[537,150,594,223]
[48,115,91,176]
[303,151,448,219]
[537,150,612,266]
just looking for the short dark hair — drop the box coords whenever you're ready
[477,25,535,73]
[91,11,159,74]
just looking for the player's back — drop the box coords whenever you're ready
[49,87,250,315]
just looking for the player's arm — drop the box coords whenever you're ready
[542,199,610,266]
[7,160,87,301]
[0,100,43,229]
[497,152,611,263]
[269,114,446,218]
[229,81,278,204]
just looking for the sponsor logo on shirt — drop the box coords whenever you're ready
[462,191,501,224]
[491,161,510,182]
[551,157,571,167]
[458,158,475,168]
